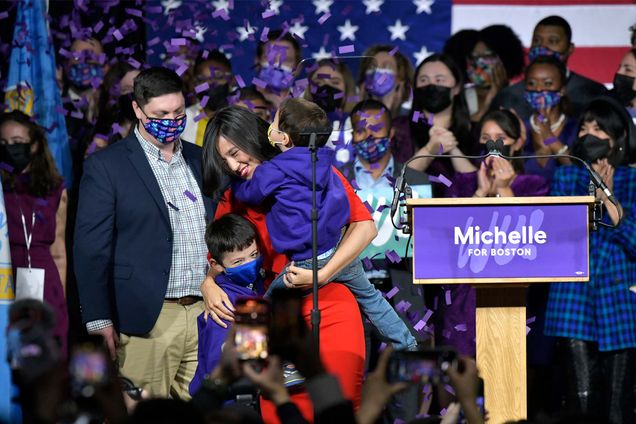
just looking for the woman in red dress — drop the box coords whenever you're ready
[200,106,375,423]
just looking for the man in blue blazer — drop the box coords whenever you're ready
[74,67,215,399]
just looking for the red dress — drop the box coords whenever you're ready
[215,169,369,423]
[5,176,69,357]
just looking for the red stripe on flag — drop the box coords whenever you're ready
[568,47,630,84]
[453,0,635,5]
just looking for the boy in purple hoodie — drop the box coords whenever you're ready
[189,214,264,396]
[233,98,416,350]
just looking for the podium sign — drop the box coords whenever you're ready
[412,201,590,283]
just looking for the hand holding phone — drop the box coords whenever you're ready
[234,298,270,362]
[386,347,458,385]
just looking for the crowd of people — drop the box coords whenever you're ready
[1,10,636,424]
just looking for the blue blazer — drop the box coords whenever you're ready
[73,134,215,335]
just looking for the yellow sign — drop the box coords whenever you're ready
[0,269,15,301]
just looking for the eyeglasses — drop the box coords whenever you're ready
[267,122,284,147]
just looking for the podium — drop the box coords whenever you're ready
[406,196,594,423]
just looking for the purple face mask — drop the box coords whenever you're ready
[528,46,565,63]
[257,65,294,91]
[524,90,562,112]
[365,68,396,97]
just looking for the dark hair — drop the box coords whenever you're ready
[0,111,63,197]
[480,109,524,173]
[278,98,331,147]
[194,49,232,74]
[477,25,525,80]
[411,54,473,152]
[525,55,567,88]
[133,67,184,108]
[238,86,268,103]
[536,15,572,45]
[480,109,521,140]
[256,29,302,66]
[94,62,136,138]
[202,106,278,198]
[443,29,480,81]
[574,98,630,166]
[206,214,257,265]
[358,44,414,105]
[350,99,392,131]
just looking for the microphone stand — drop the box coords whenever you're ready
[391,140,622,231]
[307,132,320,349]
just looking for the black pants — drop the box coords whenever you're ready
[561,339,636,424]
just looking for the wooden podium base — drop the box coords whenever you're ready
[476,285,528,423]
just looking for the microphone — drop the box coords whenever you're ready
[391,141,621,227]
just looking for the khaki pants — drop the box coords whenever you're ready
[117,301,203,400]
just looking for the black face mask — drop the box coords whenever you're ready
[200,83,230,112]
[313,84,344,114]
[0,143,32,174]
[575,134,611,163]
[118,94,136,122]
[613,73,636,106]
[413,85,453,114]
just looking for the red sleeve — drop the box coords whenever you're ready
[213,188,288,285]
[332,167,372,223]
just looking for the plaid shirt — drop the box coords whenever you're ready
[86,129,208,332]
[544,165,636,351]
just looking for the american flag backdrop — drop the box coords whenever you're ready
[144,0,635,85]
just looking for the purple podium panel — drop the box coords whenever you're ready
[413,204,589,281]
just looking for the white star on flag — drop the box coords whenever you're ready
[265,0,283,15]
[362,0,383,14]
[413,0,434,15]
[211,0,230,13]
[161,0,182,15]
[337,19,359,41]
[289,21,309,39]
[413,45,432,65]
[312,0,333,15]
[387,19,409,41]
[312,46,333,61]
[194,22,208,42]
[236,22,258,42]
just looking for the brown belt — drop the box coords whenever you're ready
[164,296,202,306]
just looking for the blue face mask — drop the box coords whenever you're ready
[354,136,391,163]
[224,256,264,288]
[68,62,104,89]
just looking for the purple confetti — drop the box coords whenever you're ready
[526,316,536,324]
[438,143,443,155]
[260,27,270,42]
[388,46,399,56]
[94,21,104,34]
[200,95,210,108]
[411,110,420,123]
[386,287,399,299]
[376,204,389,212]
[175,64,189,76]
[317,12,331,24]
[125,8,142,17]
[445,289,452,305]
[422,309,433,325]
[261,9,276,19]
[429,173,452,188]
[128,58,141,69]
[385,249,401,264]
[362,257,374,271]
[444,384,456,396]
[338,44,354,54]
[235,74,246,88]
[0,12,8,20]
[148,36,160,46]
[113,29,123,41]
[427,112,434,126]
[454,323,467,332]
[414,320,426,332]
[184,190,197,202]
[195,82,210,94]
[363,201,374,214]
[35,198,48,206]
[252,78,267,89]
[193,111,207,123]
[171,38,186,46]
[70,110,84,119]
[396,300,411,313]
[526,326,532,335]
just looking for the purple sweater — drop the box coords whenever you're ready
[233,147,350,261]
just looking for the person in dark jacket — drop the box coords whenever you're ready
[490,15,607,120]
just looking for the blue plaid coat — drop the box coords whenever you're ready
[545,165,636,351]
